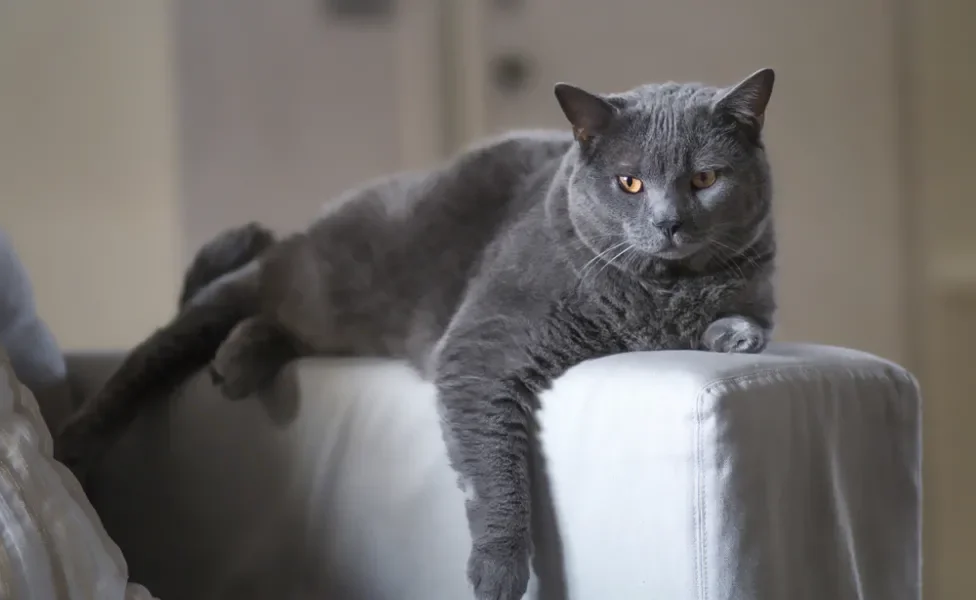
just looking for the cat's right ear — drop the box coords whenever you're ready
[554,83,616,143]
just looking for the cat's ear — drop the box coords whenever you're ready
[554,83,616,143]
[714,68,775,132]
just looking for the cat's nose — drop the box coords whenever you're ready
[651,217,684,237]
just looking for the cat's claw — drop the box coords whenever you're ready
[208,361,258,401]
[702,316,767,354]
[468,538,530,600]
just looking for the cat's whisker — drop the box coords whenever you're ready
[578,241,629,283]
[708,227,767,271]
[719,249,754,283]
[593,244,636,280]
[713,250,747,282]
[620,247,642,277]
[707,239,748,281]
[712,237,763,275]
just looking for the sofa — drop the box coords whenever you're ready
[57,342,921,600]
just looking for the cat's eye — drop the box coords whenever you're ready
[690,170,718,190]
[616,175,644,194]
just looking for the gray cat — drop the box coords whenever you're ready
[56,68,777,600]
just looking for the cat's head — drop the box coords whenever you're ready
[556,69,775,267]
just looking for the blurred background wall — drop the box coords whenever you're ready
[912,0,976,595]
[0,0,182,350]
[0,0,972,596]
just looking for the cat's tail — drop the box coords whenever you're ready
[54,225,274,483]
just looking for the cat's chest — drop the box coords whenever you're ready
[583,275,743,352]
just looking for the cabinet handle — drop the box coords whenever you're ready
[490,52,533,94]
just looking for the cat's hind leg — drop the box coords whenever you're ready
[180,222,276,309]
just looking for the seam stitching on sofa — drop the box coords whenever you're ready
[699,364,916,397]
[690,362,919,600]
[695,386,708,600]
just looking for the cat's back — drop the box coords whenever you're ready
[293,130,571,361]
[307,129,571,254]
[318,129,568,209]
[396,128,572,223]
[458,129,573,180]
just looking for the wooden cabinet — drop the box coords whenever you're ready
[174,0,445,258]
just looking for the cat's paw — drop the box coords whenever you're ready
[209,317,294,401]
[702,316,767,354]
[468,537,530,600]
[208,357,260,400]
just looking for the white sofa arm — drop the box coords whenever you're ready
[81,343,921,600]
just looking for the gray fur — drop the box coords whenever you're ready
[178,221,277,308]
[57,69,777,600]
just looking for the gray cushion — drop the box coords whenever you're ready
[0,230,71,427]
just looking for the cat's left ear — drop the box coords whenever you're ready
[554,83,616,143]
[714,68,775,132]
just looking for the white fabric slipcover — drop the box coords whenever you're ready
[75,343,921,600]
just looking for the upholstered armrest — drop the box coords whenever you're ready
[74,343,921,600]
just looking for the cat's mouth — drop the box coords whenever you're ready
[623,226,703,261]
[655,240,703,260]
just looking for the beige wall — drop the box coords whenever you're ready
[913,0,976,596]
[172,0,432,257]
[0,1,181,351]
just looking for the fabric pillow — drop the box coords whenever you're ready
[0,230,73,428]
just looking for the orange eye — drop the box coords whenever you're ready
[691,170,718,189]
[616,175,644,194]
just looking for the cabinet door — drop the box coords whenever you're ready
[461,0,906,363]
[0,1,183,350]
[175,0,443,258]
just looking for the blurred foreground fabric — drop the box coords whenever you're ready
[0,346,156,600]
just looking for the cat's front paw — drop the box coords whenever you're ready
[468,537,530,600]
[702,316,767,354]
[208,359,257,401]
